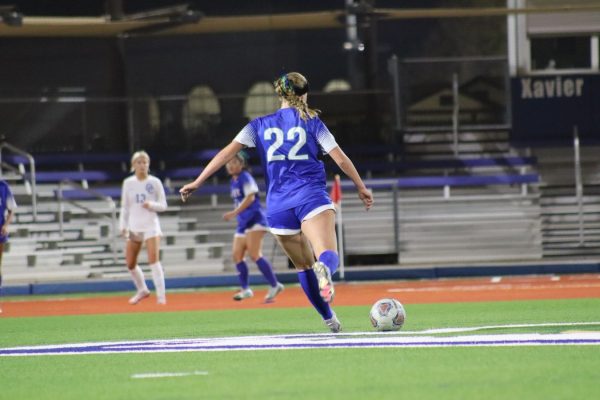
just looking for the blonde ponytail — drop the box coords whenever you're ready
[273,72,320,121]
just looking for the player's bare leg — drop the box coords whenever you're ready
[146,236,166,304]
[301,210,338,302]
[232,236,253,300]
[126,239,149,304]
[274,233,314,270]
[247,230,283,302]
[275,232,340,332]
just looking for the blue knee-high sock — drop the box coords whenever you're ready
[255,257,277,287]
[235,261,249,289]
[298,269,333,320]
[319,250,339,276]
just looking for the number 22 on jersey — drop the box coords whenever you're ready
[264,127,308,162]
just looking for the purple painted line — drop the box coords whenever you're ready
[2,339,600,356]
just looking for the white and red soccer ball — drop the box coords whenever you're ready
[369,298,406,331]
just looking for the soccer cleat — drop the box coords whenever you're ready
[264,282,284,302]
[312,261,335,303]
[233,288,254,301]
[128,289,150,305]
[324,313,342,333]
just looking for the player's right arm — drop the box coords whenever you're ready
[180,140,244,202]
[1,209,12,236]
[223,193,256,221]
[118,179,130,237]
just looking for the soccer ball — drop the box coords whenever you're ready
[369,298,406,331]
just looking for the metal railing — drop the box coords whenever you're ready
[57,180,119,263]
[0,141,37,220]
[573,126,585,246]
[389,55,511,155]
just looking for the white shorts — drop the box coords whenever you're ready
[128,228,162,243]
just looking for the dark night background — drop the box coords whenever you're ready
[0,1,506,154]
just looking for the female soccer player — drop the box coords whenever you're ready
[0,179,16,314]
[120,151,168,305]
[224,152,284,302]
[181,72,373,332]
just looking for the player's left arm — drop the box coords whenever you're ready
[328,146,373,210]
[315,120,373,210]
[143,179,168,212]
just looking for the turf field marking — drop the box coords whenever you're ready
[404,321,600,335]
[265,322,600,337]
[387,282,600,292]
[2,327,600,356]
[131,371,208,379]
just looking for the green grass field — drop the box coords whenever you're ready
[1,297,599,400]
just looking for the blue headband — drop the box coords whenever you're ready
[278,74,309,96]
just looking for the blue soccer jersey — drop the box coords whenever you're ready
[230,170,265,229]
[0,180,16,242]
[234,108,338,213]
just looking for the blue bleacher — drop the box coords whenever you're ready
[30,170,125,183]
[335,174,539,191]
[161,167,204,180]
[11,148,538,200]
[348,156,536,175]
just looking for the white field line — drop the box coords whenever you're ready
[131,371,208,379]
[2,332,600,356]
[2,322,600,357]
[387,282,600,292]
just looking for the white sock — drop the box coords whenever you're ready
[149,262,166,301]
[130,265,148,292]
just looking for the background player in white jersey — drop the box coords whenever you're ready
[0,179,16,314]
[120,151,168,305]
[224,152,284,302]
[181,72,373,332]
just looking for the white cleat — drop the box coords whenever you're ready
[128,289,150,305]
[233,288,254,301]
[157,296,167,305]
[324,313,342,333]
[264,283,284,302]
[312,261,335,303]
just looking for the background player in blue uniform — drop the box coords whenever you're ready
[0,180,16,314]
[181,72,373,332]
[224,152,284,302]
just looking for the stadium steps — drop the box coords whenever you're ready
[337,189,542,264]
[174,202,290,272]
[401,130,513,160]
[533,146,600,258]
[3,197,228,283]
